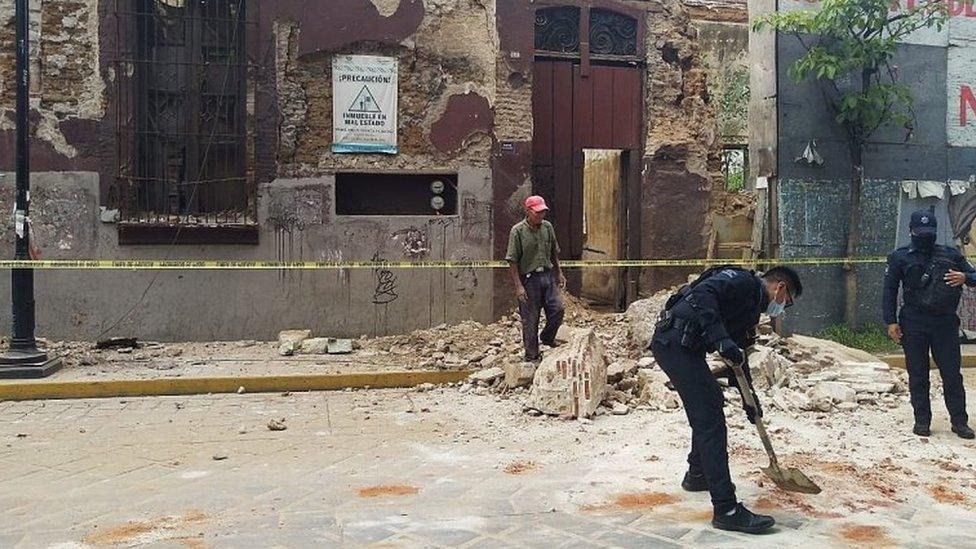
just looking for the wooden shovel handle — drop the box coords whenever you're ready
[728,359,781,469]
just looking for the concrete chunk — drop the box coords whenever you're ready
[470,367,504,384]
[807,381,857,406]
[278,330,311,356]
[327,338,353,354]
[503,362,536,389]
[527,327,608,418]
[300,337,331,354]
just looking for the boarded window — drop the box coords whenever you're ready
[335,173,458,216]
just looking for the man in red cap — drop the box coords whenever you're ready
[505,195,567,362]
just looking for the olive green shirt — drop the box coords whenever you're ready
[505,219,560,275]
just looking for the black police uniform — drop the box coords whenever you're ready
[883,241,975,429]
[650,267,767,513]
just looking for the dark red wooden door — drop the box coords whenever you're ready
[532,60,641,258]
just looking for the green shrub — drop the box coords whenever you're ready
[816,323,899,354]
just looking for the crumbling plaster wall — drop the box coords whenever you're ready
[0,0,103,160]
[0,0,724,339]
[692,18,749,145]
[274,0,500,175]
[640,0,724,290]
[0,170,494,341]
[0,0,500,341]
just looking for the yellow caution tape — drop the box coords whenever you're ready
[0,257,892,270]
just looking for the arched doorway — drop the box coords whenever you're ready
[532,4,644,308]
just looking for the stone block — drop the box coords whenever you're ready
[527,327,608,418]
[503,362,536,389]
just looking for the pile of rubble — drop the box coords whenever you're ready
[361,294,633,372]
[460,288,906,421]
[747,333,906,414]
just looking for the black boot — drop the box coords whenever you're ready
[681,472,709,492]
[712,503,775,534]
[913,422,931,437]
[681,471,734,493]
[952,423,975,439]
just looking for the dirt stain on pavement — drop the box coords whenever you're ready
[929,484,968,505]
[83,510,208,546]
[504,460,538,475]
[357,484,420,498]
[660,506,713,522]
[839,524,895,547]
[754,493,843,519]
[583,491,680,513]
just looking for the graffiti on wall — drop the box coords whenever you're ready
[371,252,399,305]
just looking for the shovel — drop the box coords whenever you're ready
[727,359,822,495]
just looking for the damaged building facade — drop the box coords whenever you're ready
[0,0,721,341]
[750,0,976,333]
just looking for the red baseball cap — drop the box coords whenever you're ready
[525,195,549,212]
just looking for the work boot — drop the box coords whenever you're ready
[952,423,976,439]
[681,471,735,493]
[541,338,564,348]
[712,503,775,534]
[681,472,709,492]
[913,423,931,437]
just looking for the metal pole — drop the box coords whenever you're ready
[1,0,60,378]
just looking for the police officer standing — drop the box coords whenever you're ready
[884,210,975,439]
[651,265,802,534]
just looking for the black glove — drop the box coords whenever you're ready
[716,338,744,366]
[720,355,763,425]
[742,389,763,424]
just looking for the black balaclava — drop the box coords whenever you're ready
[911,231,936,251]
[909,209,937,252]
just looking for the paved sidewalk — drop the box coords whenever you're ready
[2,389,976,548]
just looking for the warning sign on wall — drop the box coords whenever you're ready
[332,55,398,154]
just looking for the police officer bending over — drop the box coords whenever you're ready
[651,265,802,534]
[884,210,975,439]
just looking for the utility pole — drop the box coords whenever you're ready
[0,0,61,378]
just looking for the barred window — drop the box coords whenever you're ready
[115,0,257,244]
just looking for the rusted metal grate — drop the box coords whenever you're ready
[114,0,258,229]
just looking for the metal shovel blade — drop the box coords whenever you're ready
[761,463,822,494]
[726,359,822,495]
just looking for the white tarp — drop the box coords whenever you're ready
[332,55,398,154]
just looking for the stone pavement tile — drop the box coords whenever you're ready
[631,523,693,542]
[537,511,611,539]
[277,510,339,534]
[336,523,400,545]
[501,522,588,549]
[461,536,522,549]
[690,528,753,548]
[586,512,643,527]
[0,532,23,548]
[773,514,806,531]
[593,527,682,549]
[461,515,524,536]
[400,519,483,547]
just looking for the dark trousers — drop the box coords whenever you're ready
[651,327,736,513]
[901,307,969,426]
[518,270,564,360]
